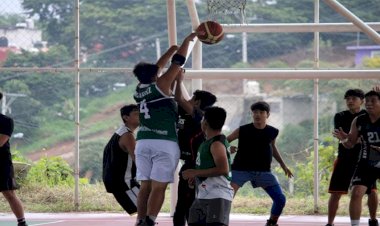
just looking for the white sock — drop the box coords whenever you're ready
[351,219,360,226]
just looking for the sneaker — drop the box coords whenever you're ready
[145,216,157,226]
[265,219,278,226]
[325,224,334,226]
[17,222,28,226]
[135,219,146,226]
[369,219,379,226]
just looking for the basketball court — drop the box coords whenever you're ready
[0,213,373,226]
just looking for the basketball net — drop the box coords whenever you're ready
[206,0,247,24]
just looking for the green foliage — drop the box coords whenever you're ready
[266,60,289,68]
[79,139,108,183]
[288,137,337,196]
[363,57,380,68]
[0,15,25,27]
[26,156,75,187]
[11,150,30,163]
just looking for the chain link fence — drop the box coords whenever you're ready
[0,0,380,211]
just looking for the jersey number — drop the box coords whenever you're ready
[140,100,151,119]
[368,132,380,143]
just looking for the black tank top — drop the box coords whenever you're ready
[356,114,380,166]
[232,123,278,171]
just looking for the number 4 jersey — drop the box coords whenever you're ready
[134,83,178,142]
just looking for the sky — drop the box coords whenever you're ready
[1,0,23,15]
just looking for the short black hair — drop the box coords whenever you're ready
[250,101,270,113]
[193,90,217,110]
[120,104,138,122]
[344,89,365,99]
[133,62,159,84]
[365,90,380,100]
[203,106,226,130]
[0,92,2,101]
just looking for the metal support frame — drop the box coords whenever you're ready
[74,0,80,210]
[323,0,380,44]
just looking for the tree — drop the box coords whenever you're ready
[21,0,193,66]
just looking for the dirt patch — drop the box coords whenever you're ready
[26,103,124,163]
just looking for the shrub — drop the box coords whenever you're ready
[26,156,74,187]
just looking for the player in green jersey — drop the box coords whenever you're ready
[133,32,197,226]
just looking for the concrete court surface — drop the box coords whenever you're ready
[0,212,372,226]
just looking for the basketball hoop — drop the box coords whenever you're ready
[206,0,247,24]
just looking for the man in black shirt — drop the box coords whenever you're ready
[0,92,28,226]
[227,101,293,226]
[326,89,378,226]
[334,90,380,226]
[102,104,140,215]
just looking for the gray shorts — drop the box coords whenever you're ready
[188,198,231,225]
[135,139,180,183]
[231,170,279,188]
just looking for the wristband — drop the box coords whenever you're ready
[171,54,186,66]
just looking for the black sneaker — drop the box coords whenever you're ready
[145,216,157,226]
[265,219,278,226]
[369,219,379,226]
[17,222,28,226]
[135,219,145,226]
[325,224,334,226]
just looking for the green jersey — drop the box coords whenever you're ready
[134,83,178,142]
[195,134,234,200]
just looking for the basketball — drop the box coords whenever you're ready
[195,21,224,45]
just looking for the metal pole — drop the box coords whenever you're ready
[313,0,320,214]
[242,32,248,94]
[167,0,178,217]
[187,0,202,92]
[183,69,380,80]
[155,38,161,61]
[222,22,380,33]
[1,94,6,115]
[323,0,380,44]
[74,0,81,211]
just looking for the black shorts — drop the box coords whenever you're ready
[0,156,18,192]
[188,198,231,226]
[328,157,357,194]
[352,162,380,190]
[111,184,140,215]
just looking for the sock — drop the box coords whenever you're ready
[136,217,145,225]
[17,218,26,223]
[147,215,157,222]
[351,219,360,226]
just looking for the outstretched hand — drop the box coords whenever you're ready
[332,127,348,141]
[185,32,197,42]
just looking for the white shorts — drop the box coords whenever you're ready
[135,139,180,183]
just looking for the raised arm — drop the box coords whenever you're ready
[157,33,197,95]
[156,45,178,75]
[174,69,193,114]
